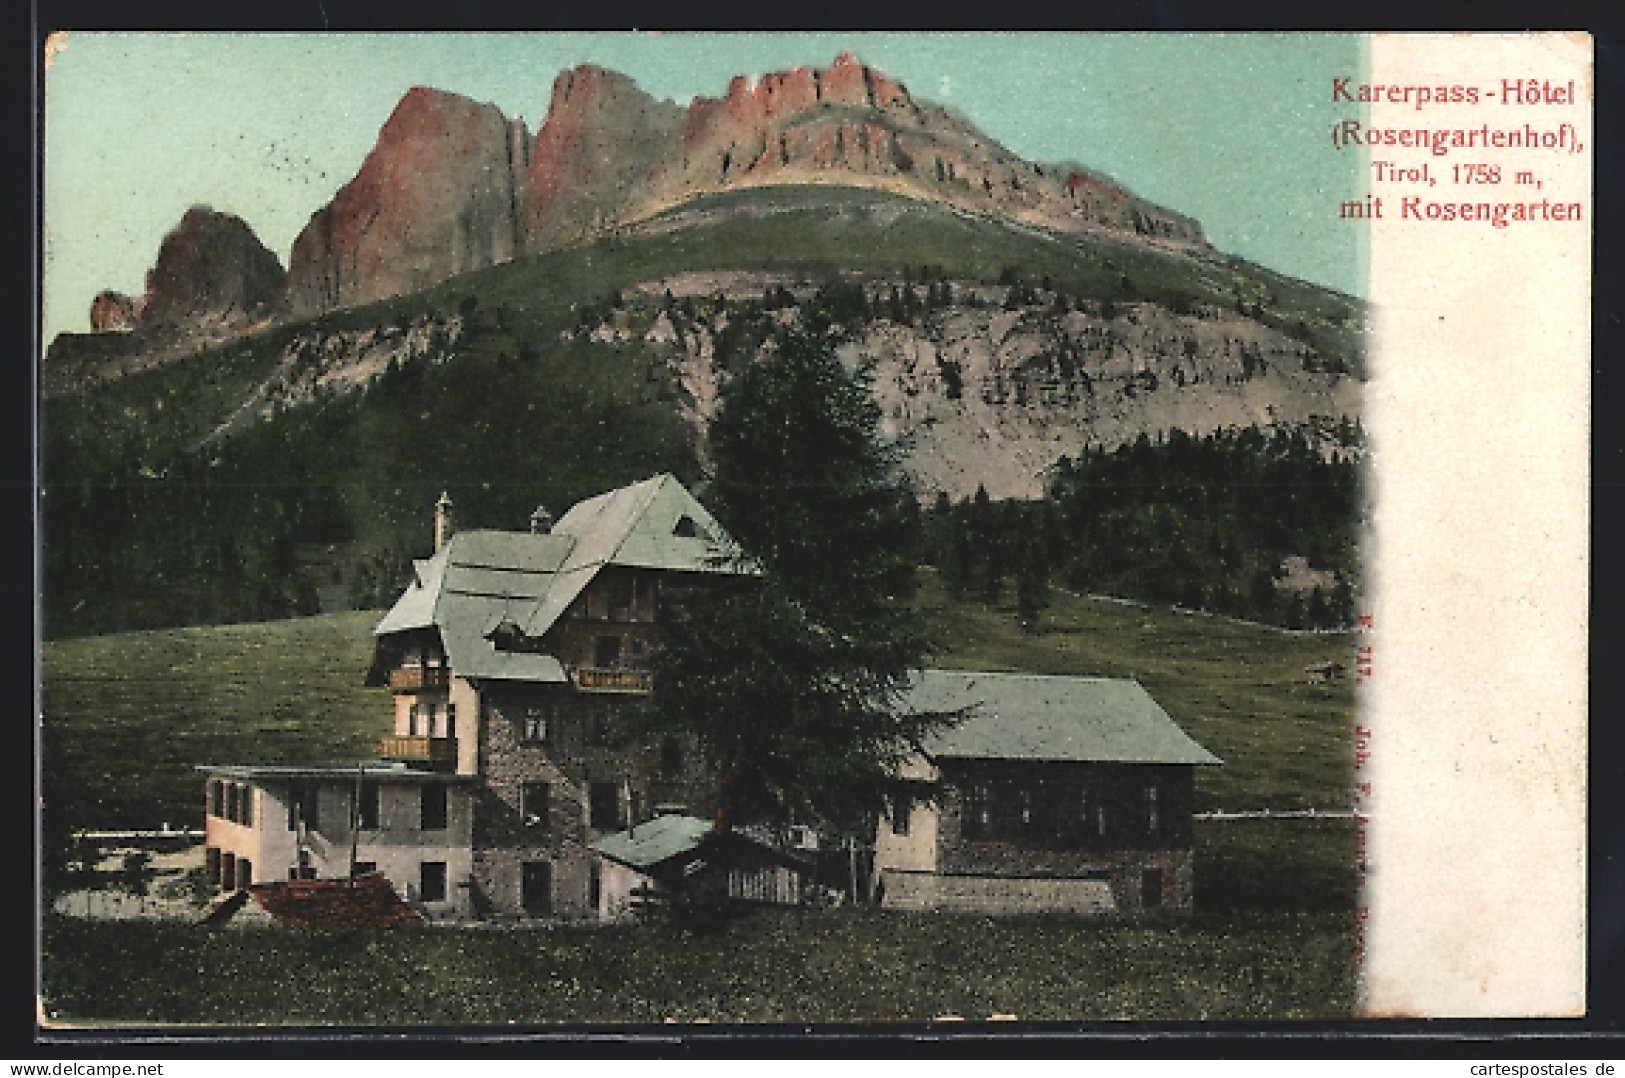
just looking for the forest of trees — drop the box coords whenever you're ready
[41,297,694,639]
[44,278,1361,639]
[925,427,1363,630]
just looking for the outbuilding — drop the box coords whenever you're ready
[873,671,1221,916]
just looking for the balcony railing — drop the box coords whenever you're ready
[388,666,450,691]
[377,735,457,764]
[570,667,653,694]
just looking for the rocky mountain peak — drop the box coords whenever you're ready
[138,206,285,333]
[89,290,140,333]
[280,86,530,319]
[75,54,1209,357]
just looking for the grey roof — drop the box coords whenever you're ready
[373,474,750,683]
[196,762,474,783]
[590,814,716,870]
[591,814,811,874]
[904,671,1221,766]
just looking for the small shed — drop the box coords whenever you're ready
[591,814,812,922]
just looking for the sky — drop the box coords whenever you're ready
[41,32,1366,346]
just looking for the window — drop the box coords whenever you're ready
[225,783,238,823]
[205,846,221,885]
[1142,868,1163,909]
[358,781,380,830]
[589,782,622,830]
[352,861,377,878]
[660,735,683,778]
[522,782,550,830]
[221,852,237,891]
[522,861,552,916]
[420,861,447,903]
[962,782,993,839]
[1017,787,1035,830]
[629,575,656,622]
[236,858,252,890]
[207,780,222,818]
[1144,784,1160,834]
[588,862,602,914]
[421,785,448,831]
[594,634,623,668]
[673,515,702,539]
[287,783,320,832]
[891,793,912,836]
[239,785,253,827]
[445,702,456,739]
[607,575,634,621]
[523,705,549,743]
[587,704,611,746]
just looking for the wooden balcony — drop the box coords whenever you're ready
[570,667,653,694]
[388,666,450,691]
[377,735,457,765]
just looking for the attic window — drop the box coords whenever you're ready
[489,619,525,650]
[673,515,704,539]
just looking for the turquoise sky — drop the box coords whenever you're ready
[42,32,1366,345]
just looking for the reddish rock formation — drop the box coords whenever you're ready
[817,49,870,107]
[280,86,530,319]
[136,206,284,333]
[89,290,139,332]
[279,54,1205,320]
[521,65,684,251]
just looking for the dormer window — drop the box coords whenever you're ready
[489,618,524,651]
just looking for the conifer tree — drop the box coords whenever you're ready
[643,329,953,831]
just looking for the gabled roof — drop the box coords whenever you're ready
[591,814,812,876]
[903,671,1221,766]
[591,813,716,871]
[373,474,749,682]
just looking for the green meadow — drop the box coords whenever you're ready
[39,576,1356,1023]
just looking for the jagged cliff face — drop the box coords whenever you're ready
[851,301,1356,499]
[280,87,531,317]
[278,53,1205,321]
[138,206,285,333]
[638,52,1202,245]
[636,273,1357,500]
[521,65,687,251]
[89,290,139,332]
[74,53,1212,337]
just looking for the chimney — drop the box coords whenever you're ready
[434,491,454,552]
[529,505,553,534]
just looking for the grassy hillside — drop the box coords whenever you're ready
[39,580,1356,1023]
[919,573,1353,814]
[43,186,1364,640]
[41,576,1353,828]
[40,611,388,836]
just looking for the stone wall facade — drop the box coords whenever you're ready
[468,681,714,920]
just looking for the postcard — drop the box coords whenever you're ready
[35,31,1591,1031]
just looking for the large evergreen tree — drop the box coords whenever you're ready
[641,328,951,831]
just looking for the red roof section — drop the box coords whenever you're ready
[249,874,425,929]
